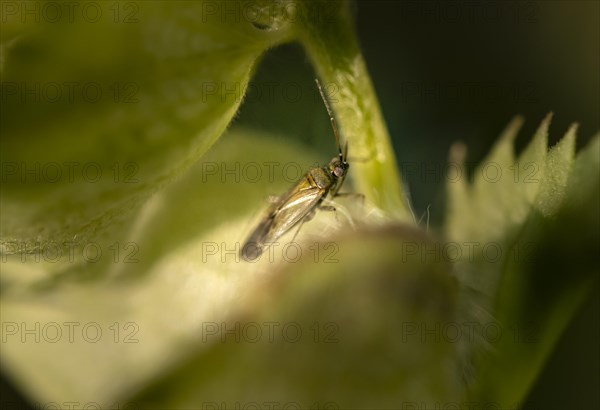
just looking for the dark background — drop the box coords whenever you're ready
[1,1,598,408]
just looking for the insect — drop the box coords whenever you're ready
[240,79,351,261]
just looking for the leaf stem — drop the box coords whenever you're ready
[293,0,412,220]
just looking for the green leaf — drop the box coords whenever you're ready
[534,124,577,216]
[127,224,460,409]
[0,129,318,404]
[0,0,291,257]
[445,117,599,406]
[472,133,599,406]
[446,114,553,306]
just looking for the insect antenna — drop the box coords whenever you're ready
[315,78,343,160]
[343,142,349,163]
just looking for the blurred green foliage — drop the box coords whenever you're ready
[1,1,598,409]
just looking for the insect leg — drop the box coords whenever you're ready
[417,204,431,233]
[319,205,338,221]
[320,199,356,229]
[290,215,310,243]
[334,192,365,206]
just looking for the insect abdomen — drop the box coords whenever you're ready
[240,216,274,261]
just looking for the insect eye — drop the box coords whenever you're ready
[334,166,344,177]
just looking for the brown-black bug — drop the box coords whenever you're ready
[241,79,352,261]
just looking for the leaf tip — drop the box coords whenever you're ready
[560,122,578,149]
[449,141,467,164]
[537,111,554,137]
[500,115,525,142]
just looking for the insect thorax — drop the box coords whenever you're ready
[309,166,335,189]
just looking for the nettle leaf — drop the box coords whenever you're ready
[0,0,292,258]
[446,117,599,406]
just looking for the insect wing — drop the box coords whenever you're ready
[241,177,325,261]
[240,212,276,261]
[268,183,325,241]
